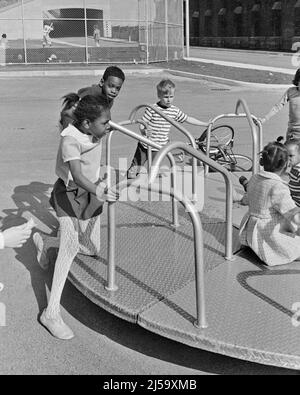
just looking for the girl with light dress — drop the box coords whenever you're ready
[239,138,300,266]
[34,94,118,339]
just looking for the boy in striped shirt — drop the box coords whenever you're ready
[127,79,208,178]
[285,138,300,207]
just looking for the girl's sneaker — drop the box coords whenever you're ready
[40,310,74,340]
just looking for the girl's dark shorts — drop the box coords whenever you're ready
[50,178,103,220]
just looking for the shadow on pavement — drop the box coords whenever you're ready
[2,181,297,375]
[1,181,58,316]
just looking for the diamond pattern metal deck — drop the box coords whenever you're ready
[69,200,238,322]
[139,249,300,370]
[67,173,300,370]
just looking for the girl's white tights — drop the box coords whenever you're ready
[45,215,101,319]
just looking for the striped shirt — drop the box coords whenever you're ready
[289,164,300,207]
[141,103,188,150]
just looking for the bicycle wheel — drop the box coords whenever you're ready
[196,125,234,153]
[220,154,253,172]
[211,125,234,147]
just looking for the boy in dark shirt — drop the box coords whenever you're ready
[77,65,125,107]
[60,66,125,129]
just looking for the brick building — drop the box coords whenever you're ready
[187,0,300,51]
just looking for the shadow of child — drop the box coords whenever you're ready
[1,181,59,314]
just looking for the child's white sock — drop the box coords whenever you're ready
[46,217,79,318]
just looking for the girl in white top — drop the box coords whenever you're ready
[34,94,118,340]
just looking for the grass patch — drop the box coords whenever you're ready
[154,59,293,85]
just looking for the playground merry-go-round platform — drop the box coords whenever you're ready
[61,98,300,372]
[67,170,300,371]
[27,100,290,370]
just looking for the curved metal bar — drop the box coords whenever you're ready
[235,99,259,174]
[119,119,148,129]
[105,126,178,289]
[250,115,263,154]
[105,127,180,292]
[106,130,114,190]
[119,119,153,173]
[105,200,118,291]
[147,145,152,174]
[106,179,208,329]
[129,104,199,202]
[108,120,179,227]
[150,141,234,261]
[105,131,117,292]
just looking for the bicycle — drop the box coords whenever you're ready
[177,125,253,172]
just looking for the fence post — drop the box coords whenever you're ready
[145,0,149,64]
[181,0,184,57]
[185,0,190,57]
[165,0,169,62]
[0,282,5,327]
[21,0,27,64]
[84,0,89,64]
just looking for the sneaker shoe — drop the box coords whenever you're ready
[33,232,49,270]
[40,309,74,340]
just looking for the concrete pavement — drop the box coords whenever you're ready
[0,70,295,375]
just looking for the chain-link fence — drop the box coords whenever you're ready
[0,0,183,65]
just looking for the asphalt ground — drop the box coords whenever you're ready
[0,70,296,375]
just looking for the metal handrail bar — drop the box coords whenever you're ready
[107,120,179,227]
[118,119,153,174]
[235,98,261,173]
[249,115,263,154]
[149,141,234,261]
[205,99,261,175]
[105,178,208,329]
[105,121,182,292]
[129,104,200,202]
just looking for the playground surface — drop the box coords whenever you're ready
[0,69,297,375]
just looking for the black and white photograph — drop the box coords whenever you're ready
[0,0,300,378]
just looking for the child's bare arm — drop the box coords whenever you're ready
[292,212,300,227]
[1,219,35,249]
[185,116,209,127]
[259,90,288,123]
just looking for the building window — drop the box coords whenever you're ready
[295,0,300,36]
[192,10,199,37]
[221,0,229,8]
[204,9,212,36]
[271,1,282,36]
[233,5,243,36]
[251,3,261,36]
[218,7,227,36]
